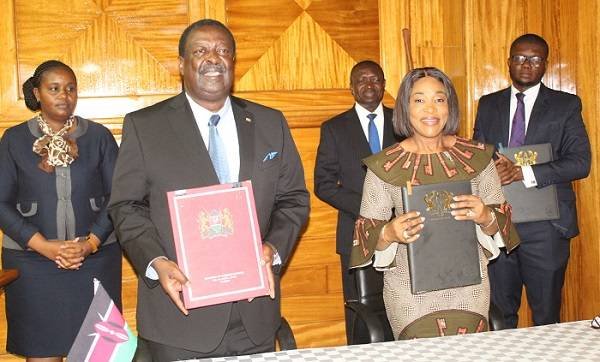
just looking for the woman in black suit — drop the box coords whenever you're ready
[0,60,122,361]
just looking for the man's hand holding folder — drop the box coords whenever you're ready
[494,152,524,185]
[153,243,276,314]
[153,258,190,315]
[248,244,276,301]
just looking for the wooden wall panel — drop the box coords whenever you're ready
[0,0,29,132]
[575,0,600,319]
[305,0,380,65]
[466,0,521,124]
[466,0,528,325]
[192,0,226,22]
[462,0,600,328]
[378,0,409,98]
[226,0,305,83]
[0,1,599,359]
[235,12,357,91]
[522,0,585,325]
[411,0,468,135]
[15,0,187,97]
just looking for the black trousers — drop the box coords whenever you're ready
[488,221,570,328]
[134,303,275,361]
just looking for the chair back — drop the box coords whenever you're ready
[345,266,394,343]
[354,267,385,311]
[348,268,504,343]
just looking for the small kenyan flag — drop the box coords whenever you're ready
[67,279,137,362]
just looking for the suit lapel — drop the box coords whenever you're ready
[346,108,372,158]
[524,84,550,145]
[382,106,396,147]
[167,93,219,184]
[496,88,511,148]
[231,97,255,182]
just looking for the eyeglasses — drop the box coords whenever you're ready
[510,55,546,67]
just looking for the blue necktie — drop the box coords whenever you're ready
[509,93,526,147]
[208,114,230,183]
[367,113,381,153]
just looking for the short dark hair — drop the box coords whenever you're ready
[22,60,76,112]
[510,33,549,58]
[393,67,460,137]
[178,19,236,57]
[349,60,384,84]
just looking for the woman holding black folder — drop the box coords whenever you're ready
[0,60,121,360]
[350,67,519,340]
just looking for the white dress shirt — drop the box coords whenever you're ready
[355,102,384,151]
[186,93,240,183]
[509,83,541,188]
[146,95,241,280]
[145,94,282,279]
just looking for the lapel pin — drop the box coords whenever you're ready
[245,117,252,123]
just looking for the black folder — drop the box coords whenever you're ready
[500,143,559,223]
[402,181,481,294]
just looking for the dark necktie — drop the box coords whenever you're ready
[509,92,526,147]
[208,114,230,183]
[367,113,381,153]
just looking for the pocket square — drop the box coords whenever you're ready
[262,151,278,162]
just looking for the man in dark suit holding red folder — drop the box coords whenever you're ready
[109,19,309,360]
[473,33,590,328]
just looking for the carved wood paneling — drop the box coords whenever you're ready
[14,0,187,97]
[235,12,357,91]
[304,0,380,65]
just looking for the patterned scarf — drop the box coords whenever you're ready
[32,114,78,173]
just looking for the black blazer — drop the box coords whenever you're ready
[108,93,309,352]
[314,106,399,260]
[0,117,118,247]
[473,83,591,238]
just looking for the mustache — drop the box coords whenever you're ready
[199,64,226,75]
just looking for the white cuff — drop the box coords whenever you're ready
[145,256,168,280]
[272,251,282,266]
[264,242,282,266]
[521,165,538,188]
[373,243,399,269]
[475,225,505,260]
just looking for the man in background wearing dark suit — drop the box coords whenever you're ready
[473,34,590,328]
[108,19,309,360]
[314,61,399,343]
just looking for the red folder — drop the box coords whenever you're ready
[167,181,269,308]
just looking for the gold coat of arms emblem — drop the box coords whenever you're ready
[198,208,234,239]
[514,150,538,166]
[423,190,454,217]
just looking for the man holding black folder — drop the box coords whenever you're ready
[473,34,591,327]
[109,19,309,360]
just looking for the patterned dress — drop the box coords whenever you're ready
[350,137,519,340]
